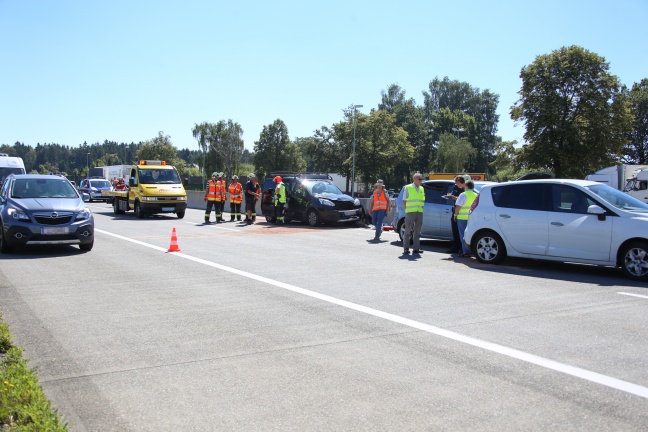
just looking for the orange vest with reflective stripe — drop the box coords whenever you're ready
[206,180,217,201]
[229,182,243,204]
[215,180,226,201]
[372,190,388,212]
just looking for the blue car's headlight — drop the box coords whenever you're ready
[354,198,361,206]
[7,208,30,221]
[319,198,335,207]
[75,208,92,220]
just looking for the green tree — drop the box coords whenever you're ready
[208,120,244,179]
[378,84,428,184]
[424,77,499,172]
[435,132,476,173]
[253,119,305,181]
[354,110,413,189]
[623,78,648,163]
[137,131,187,174]
[511,45,633,178]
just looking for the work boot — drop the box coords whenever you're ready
[230,216,235,222]
[237,217,241,221]
[246,219,253,225]
[204,219,210,225]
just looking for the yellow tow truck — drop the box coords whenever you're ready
[102,160,187,219]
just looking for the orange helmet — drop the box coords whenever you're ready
[273,176,282,183]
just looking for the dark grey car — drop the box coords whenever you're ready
[0,174,94,252]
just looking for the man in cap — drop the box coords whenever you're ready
[369,179,391,241]
[245,173,261,225]
[228,175,243,222]
[402,172,425,255]
[203,172,219,224]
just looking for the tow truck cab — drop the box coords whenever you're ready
[126,160,187,218]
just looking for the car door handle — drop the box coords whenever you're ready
[551,222,564,226]
[498,214,511,219]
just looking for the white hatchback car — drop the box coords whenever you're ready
[464,179,648,281]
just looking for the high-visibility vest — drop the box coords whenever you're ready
[457,190,478,220]
[372,189,389,212]
[275,182,286,204]
[229,182,242,204]
[404,184,425,213]
[215,180,226,202]
[206,180,217,201]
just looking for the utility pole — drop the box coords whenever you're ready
[349,104,363,197]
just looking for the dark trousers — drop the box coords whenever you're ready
[230,203,241,220]
[205,201,217,222]
[450,214,461,252]
[216,201,224,221]
[275,203,285,222]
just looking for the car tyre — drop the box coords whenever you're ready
[176,210,185,219]
[472,230,506,264]
[0,223,14,254]
[306,208,320,227]
[398,219,412,244]
[79,241,94,252]
[134,201,144,219]
[621,241,648,281]
[113,199,125,215]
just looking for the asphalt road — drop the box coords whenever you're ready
[1,203,647,431]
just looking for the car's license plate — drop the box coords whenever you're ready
[344,210,356,216]
[41,227,68,235]
[161,207,175,211]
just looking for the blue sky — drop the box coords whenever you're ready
[1,0,646,152]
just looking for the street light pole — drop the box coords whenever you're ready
[86,152,90,177]
[350,104,363,197]
[451,127,465,140]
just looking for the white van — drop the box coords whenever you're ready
[0,154,26,183]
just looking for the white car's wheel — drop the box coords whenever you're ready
[472,231,506,264]
[621,241,648,281]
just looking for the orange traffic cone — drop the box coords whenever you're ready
[167,227,181,252]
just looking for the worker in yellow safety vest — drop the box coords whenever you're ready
[454,180,478,258]
[228,175,243,222]
[273,175,286,224]
[402,173,425,255]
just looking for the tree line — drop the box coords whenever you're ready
[3,44,647,190]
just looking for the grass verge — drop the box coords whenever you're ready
[0,312,68,431]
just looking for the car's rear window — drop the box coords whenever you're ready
[491,184,548,211]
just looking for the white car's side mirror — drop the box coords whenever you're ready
[587,205,605,215]
[587,205,606,221]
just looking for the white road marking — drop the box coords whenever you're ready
[95,227,648,400]
[618,292,648,300]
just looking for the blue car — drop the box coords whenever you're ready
[392,179,493,242]
[0,174,94,252]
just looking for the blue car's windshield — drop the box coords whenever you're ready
[11,178,79,199]
[586,184,648,213]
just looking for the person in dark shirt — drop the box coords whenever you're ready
[244,173,261,225]
[445,176,466,253]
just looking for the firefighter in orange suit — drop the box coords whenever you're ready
[228,175,243,221]
[204,172,219,224]
[215,172,226,223]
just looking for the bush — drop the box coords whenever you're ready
[0,314,68,430]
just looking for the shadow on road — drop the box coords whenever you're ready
[389,239,646,289]
[0,245,87,260]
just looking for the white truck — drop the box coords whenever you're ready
[0,153,26,183]
[92,165,133,183]
[586,165,648,202]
